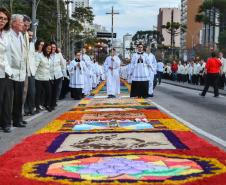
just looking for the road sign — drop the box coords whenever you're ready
[96,32,117,38]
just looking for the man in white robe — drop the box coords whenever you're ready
[104,48,121,98]
[81,48,92,96]
[146,46,157,97]
[129,43,151,98]
[68,51,86,100]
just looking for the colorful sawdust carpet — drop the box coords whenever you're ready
[0,80,226,185]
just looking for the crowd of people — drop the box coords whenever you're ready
[0,8,105,133]
[1,7,225,134]
[162,53,226,90]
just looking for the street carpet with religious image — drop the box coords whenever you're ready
[0,80,226,185]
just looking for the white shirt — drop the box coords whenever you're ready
[0,30,12,78]
[157,62,164,72]
[35,53,51,81]
[49,53,66,80]
[7,29,26,81]
[220,57,226,74]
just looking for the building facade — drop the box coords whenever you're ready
[123,33,133,59]
[157,8,181,47]
[180,0,203,60]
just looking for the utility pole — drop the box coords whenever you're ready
[32,0,40,42]
[65,0,73,60]
[106,6,119,50]
[57,0,62,48]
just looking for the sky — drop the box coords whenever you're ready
[90,0,180,40]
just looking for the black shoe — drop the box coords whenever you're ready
[13,122,26,127]
[148,94,154,97]
[35,108,41,114]
[199,93,205,97]
[2,127,11,133]
[214,95,219,98]
[22,121,28,125]
[24,112,30,116]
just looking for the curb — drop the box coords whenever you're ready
[162,81,226,96]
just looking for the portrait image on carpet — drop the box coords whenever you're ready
[47,131,188,153]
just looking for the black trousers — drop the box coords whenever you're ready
[157,71,163,84]
[0,78,13,128]
[192,74,199,85]
[71,88,83,100]
[219,74,225,89]
[11,81,24,123]
[130,81,149,98]
[24,76,35,113]
[59,78,70,99]
[50,78,62,108]
[35,80,51,109]
[201,73,219,96]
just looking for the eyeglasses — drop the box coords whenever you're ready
[0,16,8,22]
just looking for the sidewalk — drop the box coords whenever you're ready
[162,79,226,96]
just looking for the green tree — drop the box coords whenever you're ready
[70,6,95,51]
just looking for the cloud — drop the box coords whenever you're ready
[91,0,180,39]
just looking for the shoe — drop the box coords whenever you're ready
[22,121,28,125]
[13,122,26,127]
[2,127,11,133]
[214,95,219,98]
[199,93,205,97]
[24,112,30,116]
[35,108,41,114]
[39,106,44,110]
[46,106,52,112]
[148,94,154,97]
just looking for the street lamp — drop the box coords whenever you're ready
[65,0,73,60]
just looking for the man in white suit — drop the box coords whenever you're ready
[24,29,36,115]
[7,14,26,127]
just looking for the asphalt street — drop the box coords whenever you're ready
[152,83,226,150]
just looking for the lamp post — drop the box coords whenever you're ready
[65,0,73,60]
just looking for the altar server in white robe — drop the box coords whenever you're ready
[129,43,151,98]
[68,51,86,100]
[146,46,157,97]
[81,48,92,96]
[104,48,121,98]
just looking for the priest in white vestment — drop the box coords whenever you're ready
[146,46,157,97]
[81,48,92,96]
[104,48,121,98]
[68,51,86,100]
[129,43,151,98]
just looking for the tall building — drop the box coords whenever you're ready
[123,33,133,59]
[157,8,181,47]
[180,0,203,59]
[70,0,89,16]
